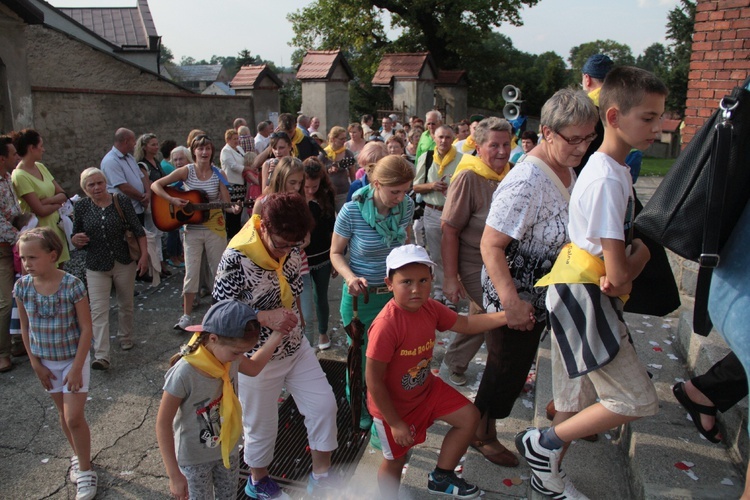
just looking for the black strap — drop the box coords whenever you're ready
[694,109,735,336]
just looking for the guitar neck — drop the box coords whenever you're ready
[191,202,239,211]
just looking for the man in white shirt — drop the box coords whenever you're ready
[100,128,148,224]
[380,116,394,141]
[254,121,272,152]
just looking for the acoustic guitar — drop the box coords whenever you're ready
[151,186,254,232]
[327,156,357,173]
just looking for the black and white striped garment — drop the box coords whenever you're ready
[547,282,632,378]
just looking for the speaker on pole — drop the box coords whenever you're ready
[503,103,521,121]
[502,85,522,103]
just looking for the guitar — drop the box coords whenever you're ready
[327,156,357,173]
[151,186,254,232]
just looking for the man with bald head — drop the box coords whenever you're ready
[415,110,443,161]
[101,128,148,224]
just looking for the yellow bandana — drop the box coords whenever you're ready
[228,214,293,309]
[324,144,345,161]
[588,87,602,107]
[461,135,477,153]
[290,128,305,157]
[434,145,457,178]
[535,243,629,302]
[453,154,509,183]
[203,209,227,238]
[183,333,242,469]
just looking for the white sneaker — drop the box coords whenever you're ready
[69,455,79,482]
[515,428,564,493]
[174,314,191,331]
[76,470,97,500]
[531,472,589,499]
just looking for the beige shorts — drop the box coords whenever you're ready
[551,326,658,418]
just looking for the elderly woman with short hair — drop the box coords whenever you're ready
[221,128,248,239]
[72,168,148,370]
[474,89,600,468]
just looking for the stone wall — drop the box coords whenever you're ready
[32,89,252,194]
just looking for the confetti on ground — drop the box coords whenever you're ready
[605,433,612,440]
[668,354,679,360]
[664,340,672,345]
[430,368,440,375]
[675,377,686,383]
[647,364,663,369]
[643,322,653,327]
[636,330,644,334]
[41,458,49,464]
[662,324,671,329]
[722,478,734,486]
[522,399,533,409]
[649,341,659,346]
[684,470,699,481]
[87,397,92,401]
[120,471,134,476]
[511,477,523,485]
[653,347,663,352]
[675,461,695,470]
[502,479,514,487]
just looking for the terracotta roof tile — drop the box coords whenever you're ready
[296,50,353,80]
[372,52,436,86]
[231,65,283,89]
[437,70,467,86]
[60,0,157,49]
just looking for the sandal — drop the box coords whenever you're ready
[673,382,721,443]
[470,437,519,467]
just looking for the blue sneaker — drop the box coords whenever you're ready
[427,470,479,499]
[244,476,290,499]
[306,472,337,499]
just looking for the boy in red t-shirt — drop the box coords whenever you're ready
[366,245,513,498]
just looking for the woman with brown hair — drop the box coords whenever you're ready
[345,122,366,157]
[324,126,356,212]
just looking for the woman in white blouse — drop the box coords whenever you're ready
[220,129,247,240]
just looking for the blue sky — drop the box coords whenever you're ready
[51,0,680,67]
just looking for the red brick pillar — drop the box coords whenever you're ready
[682,0,750,146]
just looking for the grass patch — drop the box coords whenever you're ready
[640,157,673,177]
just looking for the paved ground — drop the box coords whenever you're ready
[1,175,743,499]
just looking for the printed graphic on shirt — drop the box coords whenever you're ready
[194,394,223,449]
[402,357,431,390]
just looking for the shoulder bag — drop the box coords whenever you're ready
[112,195,142,261]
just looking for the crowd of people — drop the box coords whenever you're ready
[1,53,746,500]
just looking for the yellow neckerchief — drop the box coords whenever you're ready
[228,214,293,308]
[433,145,457,178]
[461,135,477,153]
[290,128,305,157]
[203,209,226,238]
[183,332,242,469]
[324,144,345,161]
[453,154,509,182]
[588,87,602,107]
[535,242,629,302]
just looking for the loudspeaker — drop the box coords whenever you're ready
[502,85,521,102]
[503,103,521,121]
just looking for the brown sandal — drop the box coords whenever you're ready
[469,437,519,467]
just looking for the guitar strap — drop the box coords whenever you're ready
[211,166,231,187]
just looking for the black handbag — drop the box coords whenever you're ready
[635,77,750,335]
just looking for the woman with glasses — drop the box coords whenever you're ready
[452,90,598,468]
[212,192,338,499]
[151,135,241,331]
[331,155,415,431]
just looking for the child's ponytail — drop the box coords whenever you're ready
[169,332,209,367]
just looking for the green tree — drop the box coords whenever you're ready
[159,44,174,66]
[569,40,635,75]
[665,0,695,115]
[179,56,196,66]
[636,43,669,77]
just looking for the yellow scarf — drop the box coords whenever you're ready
[453,154,510,183]
[434,145,457,178]
[535,243,629,302]
[461,135,477,153]
[203,209,226,238]
[183,333,242,469]
[228,214,293,308]
[324,144,345,161]
[588,87,602,107]
[290,128,305,157]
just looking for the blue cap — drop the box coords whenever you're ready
[186,299,257,338]
[582,54,613,80]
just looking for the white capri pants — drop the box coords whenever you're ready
[238,337,338,468]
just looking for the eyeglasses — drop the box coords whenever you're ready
[269,235,304,251]
[554,130,598,146]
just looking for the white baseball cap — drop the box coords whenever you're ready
[386,244,436,276]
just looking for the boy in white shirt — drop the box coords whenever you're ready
[516,66,668,499]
